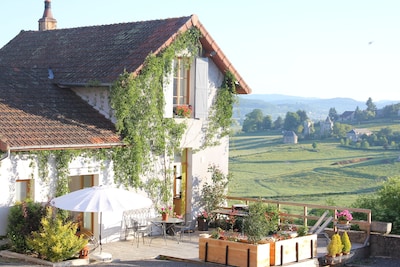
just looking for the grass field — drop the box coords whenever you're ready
[228,131,400,207]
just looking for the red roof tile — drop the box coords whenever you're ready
[0,15,250,152]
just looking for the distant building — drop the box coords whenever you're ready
[340,111,355,122]
[283,131,298,144]
[320,116,333,136]
[346,129,372,142]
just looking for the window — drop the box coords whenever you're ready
[173,57,190,106]
[163,57,209,119]
[16,179,32,202]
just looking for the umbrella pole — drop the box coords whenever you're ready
[99,212,102,253]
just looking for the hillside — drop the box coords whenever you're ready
[234,94,400,122]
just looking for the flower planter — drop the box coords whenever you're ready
[199,237,270,267]
[197,218,209,231]
[269,234,317,266]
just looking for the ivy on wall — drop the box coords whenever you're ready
[22,26,238,203]
[109,27,202,191]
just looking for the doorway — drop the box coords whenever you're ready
[68,175,94,232]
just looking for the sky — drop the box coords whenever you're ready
[1,0,400,102]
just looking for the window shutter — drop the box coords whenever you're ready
[195,57,209,119]
[163,66,174,118]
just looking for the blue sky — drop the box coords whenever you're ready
[1,0,400,101]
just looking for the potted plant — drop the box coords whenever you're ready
[327,233,343,257]
[336,210,353,224]
[341,231,351,255]
[199,200,317,266]
[197,211,209,231]
[158,205,173,221]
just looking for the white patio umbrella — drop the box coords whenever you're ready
[50,185,152,258]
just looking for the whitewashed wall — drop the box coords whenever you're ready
[0,57,230,243]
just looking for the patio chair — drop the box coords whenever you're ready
[132,218,151,247]
[175,213,196,243]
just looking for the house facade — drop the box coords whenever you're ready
[0,1,250,242]
[346,129,372,142]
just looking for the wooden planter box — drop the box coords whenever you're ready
[270,234,317,266]
[199,237,270,267]
[199,234,317,267]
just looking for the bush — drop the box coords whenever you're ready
[327,233,343,256]
[341,231,351,254]
[6,200,46,253]
[27,207,87,262]
[243,201,279,244]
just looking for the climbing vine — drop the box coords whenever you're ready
[201,70,238,149]
[110,27,201,191]
[20,26,237,204]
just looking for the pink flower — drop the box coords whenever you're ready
[336,210,353,221]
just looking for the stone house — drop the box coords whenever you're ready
[346,129,372,142]
[0,0,250,242]
[283,131,298,144]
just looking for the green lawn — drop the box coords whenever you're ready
[228,131,400,207]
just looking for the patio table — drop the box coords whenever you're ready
[150,217,184,244]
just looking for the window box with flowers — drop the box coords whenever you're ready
[197,211,209,231]
[174,105,192,118]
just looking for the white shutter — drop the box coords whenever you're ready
[163,64,174,118]
[195,57,209,119]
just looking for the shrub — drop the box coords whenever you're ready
[26,207,87,262]
[243,201,279,244]
[341,231,351,254]
[6,200,45,253]
[327,233,343,256]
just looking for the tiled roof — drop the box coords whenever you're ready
[0,16,193,85]
[0,66,121,151]
[0,15,250,152]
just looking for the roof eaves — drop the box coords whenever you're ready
[9,142,124,152]
[130,15,251,94]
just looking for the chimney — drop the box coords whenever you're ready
[38,0,57,31]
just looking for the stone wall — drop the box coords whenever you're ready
[370,233,400,259]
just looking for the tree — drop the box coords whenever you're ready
[366,97,377,113]
[262,115,273,130]
[353,177,400,234]
[242,109,264,132]
[283,112,301,132]
[273,116,283,130]
[328,107,339,121]
[296,110,309,122]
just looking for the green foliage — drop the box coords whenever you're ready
[354,177,400,234]
[242,109,264,132]
[341,231,351,253]
[243,201,278,244]
[327,233,343,256]
[6,200,45,253]
[109,27,202,189]
[203,71,238,147]
[200,165,231,217]
[296,225,308,236]
[27,207,87,262]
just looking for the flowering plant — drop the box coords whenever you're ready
[336,210,353,221]
[175,105,192,118]
[159,206,173,215]
[197,210,209,221]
